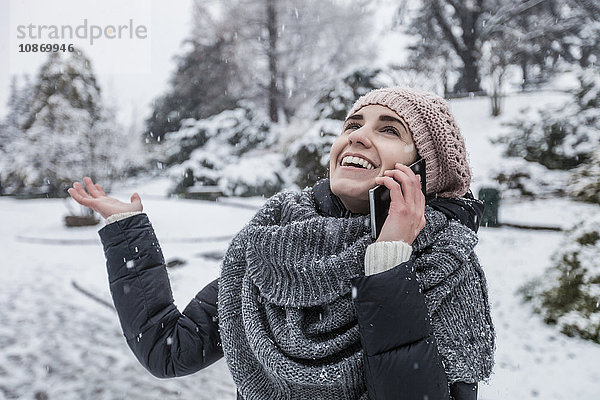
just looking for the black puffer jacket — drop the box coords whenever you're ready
[98,183,484,400]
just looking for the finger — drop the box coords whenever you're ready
[394,163,422,192]
[376,176,405,203]
[394,164,422,202]
[394,163,417,177]
[95,184,106,196]
[73,181,92,199]
[383,169,414,198]
[384,168,410,181]
[67,187,93,207]
[130,192,141,204]
[67,187,81,202]
[83,177,102,198]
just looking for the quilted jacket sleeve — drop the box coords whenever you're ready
[352,260,451,400]
[98,213,223,378]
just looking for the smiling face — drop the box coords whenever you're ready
[328,104,418,214]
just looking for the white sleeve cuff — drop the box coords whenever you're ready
[364,241,413,276]
[105,211,143,224]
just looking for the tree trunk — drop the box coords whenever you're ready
[456,50,482,94]
[266,0,279,123]
[490,69,503,117]
[442,69,449,98]
[521,60,528,90]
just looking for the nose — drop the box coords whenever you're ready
[347,125,372,147]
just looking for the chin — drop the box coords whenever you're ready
[330,176,371,204]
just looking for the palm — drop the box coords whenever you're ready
[67,177,143,219]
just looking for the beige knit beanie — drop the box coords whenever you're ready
[345,86,471,198]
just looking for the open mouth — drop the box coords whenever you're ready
[340,155,376,170]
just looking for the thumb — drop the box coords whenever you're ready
[130,192,142,207]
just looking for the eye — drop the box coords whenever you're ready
[381,126,400,136]
[344,122,361,131]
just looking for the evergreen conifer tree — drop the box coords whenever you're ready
[1,50,126,197]
[144,37,239,143]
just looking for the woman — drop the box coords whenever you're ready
[68,87,495,400]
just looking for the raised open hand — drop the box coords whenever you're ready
[67,176,143,219]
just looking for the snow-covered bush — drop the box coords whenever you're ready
[219,151,285,197]
[286,119,341,189]
[568,145,600,204]
[161,102,282,196]
[519,215,600,344]
[488,157,571,198]
[161,103,274,166]
[492,67,600,171]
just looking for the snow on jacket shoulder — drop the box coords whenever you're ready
[98,213,223,378]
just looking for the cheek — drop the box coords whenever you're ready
[380,143,417,168]
[329,139,344,165]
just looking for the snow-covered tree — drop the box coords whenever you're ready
[492,67,600,171]
[0,50,128,197]
[286,119,341,190]
[568,145,600,204]
[188,0,377,124]
[0,76,33,180]
[487,156,571,199]
[219,152,286,197]
[3,75,33,133]
[144,36,239,143]
[313,68,386,121]
[550,0,600,69]
[519,215,600,344]
[147,0,379,193]
[402,1,460,96]
[158,102,284,197]
[402,0,600,94]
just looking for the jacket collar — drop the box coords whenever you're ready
[312,178,363,219]
[312,178,484,232]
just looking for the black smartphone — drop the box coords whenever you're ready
[368,158,426,239]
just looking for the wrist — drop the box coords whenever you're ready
[106,211,143,224]
[376,234,414,245]
[364,241,413,276]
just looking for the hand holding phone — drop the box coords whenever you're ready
[369,158,426,240]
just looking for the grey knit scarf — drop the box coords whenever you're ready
[218,186,495,400]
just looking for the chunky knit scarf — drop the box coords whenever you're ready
[218,186,495,400]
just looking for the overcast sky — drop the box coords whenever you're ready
[0,0,194,129]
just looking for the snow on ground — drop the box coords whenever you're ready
[1,90,600,399]
[477,214,600,400]
[0,196,248,400]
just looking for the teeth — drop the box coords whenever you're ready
[341,156,375,170]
